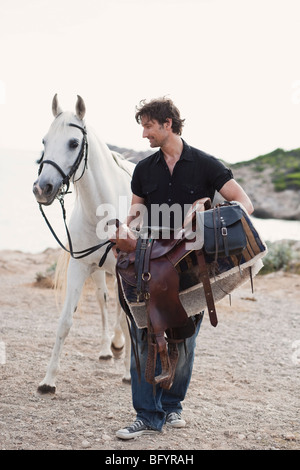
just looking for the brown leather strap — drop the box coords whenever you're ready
[213,207,219,263]
[196,250,218,327]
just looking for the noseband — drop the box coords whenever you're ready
[38,123,88,194]
[37,122,115,266]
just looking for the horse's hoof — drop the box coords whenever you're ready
[111,343,124,359]
[37,384,56,394]
[122,377,131,385]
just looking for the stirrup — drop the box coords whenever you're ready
[154,347,172,385]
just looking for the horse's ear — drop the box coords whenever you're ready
[75,95,86,120]
[52,94,63,117]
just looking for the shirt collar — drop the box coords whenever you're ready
[154,139,193,164]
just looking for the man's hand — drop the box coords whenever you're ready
[183,197,211,228]
[110,223,138,255]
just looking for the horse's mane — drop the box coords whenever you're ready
[90,127,135,177]
[50,113,135,178]
[110,150,135,177]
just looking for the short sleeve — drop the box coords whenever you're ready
[213,167,234,191]
[208,157,234,191]
[130,163,144,198]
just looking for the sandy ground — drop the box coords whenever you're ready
[0,248,299,451]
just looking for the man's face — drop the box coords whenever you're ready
[140,115,170,148]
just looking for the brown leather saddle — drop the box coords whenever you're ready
[115,199,218,390]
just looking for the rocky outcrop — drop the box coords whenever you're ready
[231,164,300,220]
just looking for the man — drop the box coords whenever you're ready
[114,97,253,440]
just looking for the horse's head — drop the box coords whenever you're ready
[33,94,88,205]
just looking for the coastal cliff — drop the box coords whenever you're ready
[231,148,300,220]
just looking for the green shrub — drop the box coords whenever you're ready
[261,241,293,273]
[254,165,265,172]
[232,147,300,192]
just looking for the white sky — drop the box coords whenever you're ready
[0,0,300,163]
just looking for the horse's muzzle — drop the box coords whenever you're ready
[32,179,57,205]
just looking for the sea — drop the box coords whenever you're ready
[0,148,299,254]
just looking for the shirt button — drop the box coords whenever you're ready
[168,198,171,202]
[169,182,172,186]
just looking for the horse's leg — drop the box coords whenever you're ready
[90,269,112,360]
[111,279,131,383]
[38,258,91,394]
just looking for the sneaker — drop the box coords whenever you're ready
[116,419,159,440]
[166,412,186,428]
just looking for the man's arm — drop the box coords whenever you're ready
[125,194,146,227]
[219,179,254,215]
[109,194,146,255]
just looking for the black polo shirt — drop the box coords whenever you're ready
[131,139,233,229]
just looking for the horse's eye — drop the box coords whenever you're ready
[69,139,79,149]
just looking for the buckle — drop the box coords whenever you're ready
[142,272,151,281]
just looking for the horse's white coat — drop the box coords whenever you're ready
[33,95,135,392]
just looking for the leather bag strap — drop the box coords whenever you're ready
[196,250,218,327]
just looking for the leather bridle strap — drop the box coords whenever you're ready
[40,159,69,188]
[68,123,89,185]
[38,123,88,193]
[38,197,115,266]
[37,122,114,266]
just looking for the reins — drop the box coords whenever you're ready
[37,122,115,267]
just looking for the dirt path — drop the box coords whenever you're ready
[0,249,299,451]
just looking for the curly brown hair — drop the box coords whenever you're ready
[135,97,185,135]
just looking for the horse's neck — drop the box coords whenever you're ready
[74,129,132,221]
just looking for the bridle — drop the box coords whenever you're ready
[37,121,115,266]
[37,122,88,194]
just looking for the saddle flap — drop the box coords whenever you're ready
[117,236,181,268]
[149,237,181,259]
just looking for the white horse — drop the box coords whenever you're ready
[33,94,134,393]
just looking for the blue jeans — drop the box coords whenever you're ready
[130,313,203,431]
